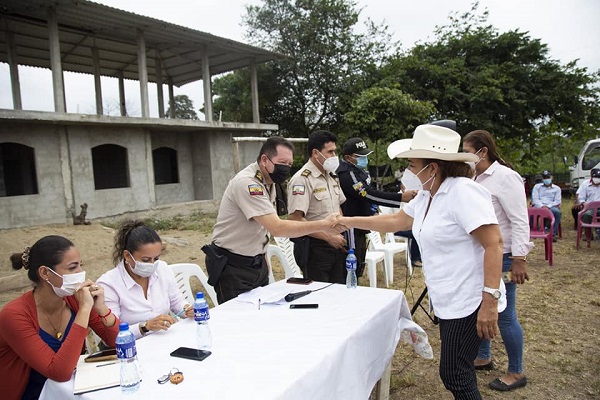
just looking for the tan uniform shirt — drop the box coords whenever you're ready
[287,159,346,221]
[213,162,276,256]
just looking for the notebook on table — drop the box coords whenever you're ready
[73,354,120,394]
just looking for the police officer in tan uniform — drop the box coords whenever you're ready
[287,131,348,283]
[204,136,343,303]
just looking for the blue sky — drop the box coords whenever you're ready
[1,0,598,116]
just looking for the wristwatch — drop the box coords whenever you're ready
[139,321,149,335]
[482,287,501,300]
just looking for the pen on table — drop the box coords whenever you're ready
[258,298,261,310]
[96,361,117,368]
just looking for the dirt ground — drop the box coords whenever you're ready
[1,201,599,399]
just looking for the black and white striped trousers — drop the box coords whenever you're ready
[438,306,482,400]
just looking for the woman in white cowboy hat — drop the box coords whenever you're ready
[338,124,504,400]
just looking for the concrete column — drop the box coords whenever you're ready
[48,7,66,113]
[118,71,127,116]
[92,42,103,115]
[202,47,213,122]
[155,55,164,118]
[168,79,175,118]
[58,127,75,220]
[145,130,156,206]
[250,58,260,124]
[6,31,22,110]
[137,29,150,118]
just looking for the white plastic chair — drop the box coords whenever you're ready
[366,231,407,284]
[266,237,304,280]
[378,205,413,277]
[170,263,219,306]
[364,249,386,288]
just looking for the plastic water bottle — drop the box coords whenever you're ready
[346,249,358,289]
[115,322,141,393]
[194,292,212,350]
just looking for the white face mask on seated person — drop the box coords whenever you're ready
[126,251,162,278]
[46,268,86,297]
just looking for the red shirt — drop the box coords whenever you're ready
[0,291,120,399]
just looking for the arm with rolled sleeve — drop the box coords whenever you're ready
[551,185,562,208]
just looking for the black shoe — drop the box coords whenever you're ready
[552,236,557,242]
[489,376,527,391]
[474,361,495,371]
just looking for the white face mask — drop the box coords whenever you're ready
[592,177,600,185]
[46,268,86,297]
[317,151,340,173]
[466,149,483,172]
[412,164,436,193]
[127,252,161,278]
[401,169,422,190]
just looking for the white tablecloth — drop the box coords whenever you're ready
[42,281,424,400]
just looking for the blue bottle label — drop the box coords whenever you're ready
[346,257,356,271]
[116,340,137,359]
[194,304,210,322]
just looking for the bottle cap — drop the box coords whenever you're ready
[118,322,129,331]
[196,292,205,299]
[348,249,355,254]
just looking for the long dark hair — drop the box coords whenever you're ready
[10,235,74,283]
[423,159,472,180]
[112,220,161,264]
[463,130,514,170]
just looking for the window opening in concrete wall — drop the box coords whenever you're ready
[153,147,179,184]
[0,142,39,197]
[92,144,130,190]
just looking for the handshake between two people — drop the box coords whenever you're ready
[324,213,349,234]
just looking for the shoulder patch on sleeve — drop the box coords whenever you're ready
[301,169,311,177]
[352,181,367,197]
[248,184,264,196]
[292,185,305,195]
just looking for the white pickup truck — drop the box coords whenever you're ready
[569,138,600,192]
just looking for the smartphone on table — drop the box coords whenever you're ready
[286,277,313,285]
[170,347,212,362]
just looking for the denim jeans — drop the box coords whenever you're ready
[549,206,562,236]
[477,253,524,373]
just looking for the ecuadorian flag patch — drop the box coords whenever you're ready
[248,184,264,196]
[292,185,305,195]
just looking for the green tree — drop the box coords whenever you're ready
[378,4,599,173]
[344,86,435,161]
[224,0,393,136]
[166,94,198,120]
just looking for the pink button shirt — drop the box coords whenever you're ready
[97,261,186,339]
[475,161,534,257]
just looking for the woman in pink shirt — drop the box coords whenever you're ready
[463,130,533,392]
[97,220,194,339]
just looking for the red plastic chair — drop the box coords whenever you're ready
[576,201,600,249]
[528,207,555,266]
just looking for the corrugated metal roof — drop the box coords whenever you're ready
[0,0,280,86]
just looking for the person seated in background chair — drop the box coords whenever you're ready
[0,235,120,400]
[531,170,562,242]
[572,168,600,240]
[97,220,195,340]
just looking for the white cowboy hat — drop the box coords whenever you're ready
[387,124,478,162]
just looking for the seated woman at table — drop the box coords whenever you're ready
[97,220,194,340]
[0,235,120,400]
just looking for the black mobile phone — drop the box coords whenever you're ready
[290,303,319,309]
[170,347,212,362]
[84,348,117,363]
[286,277,313,285]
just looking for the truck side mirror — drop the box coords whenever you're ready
[573,156,578,164]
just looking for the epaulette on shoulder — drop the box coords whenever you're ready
[301,169,311,177]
